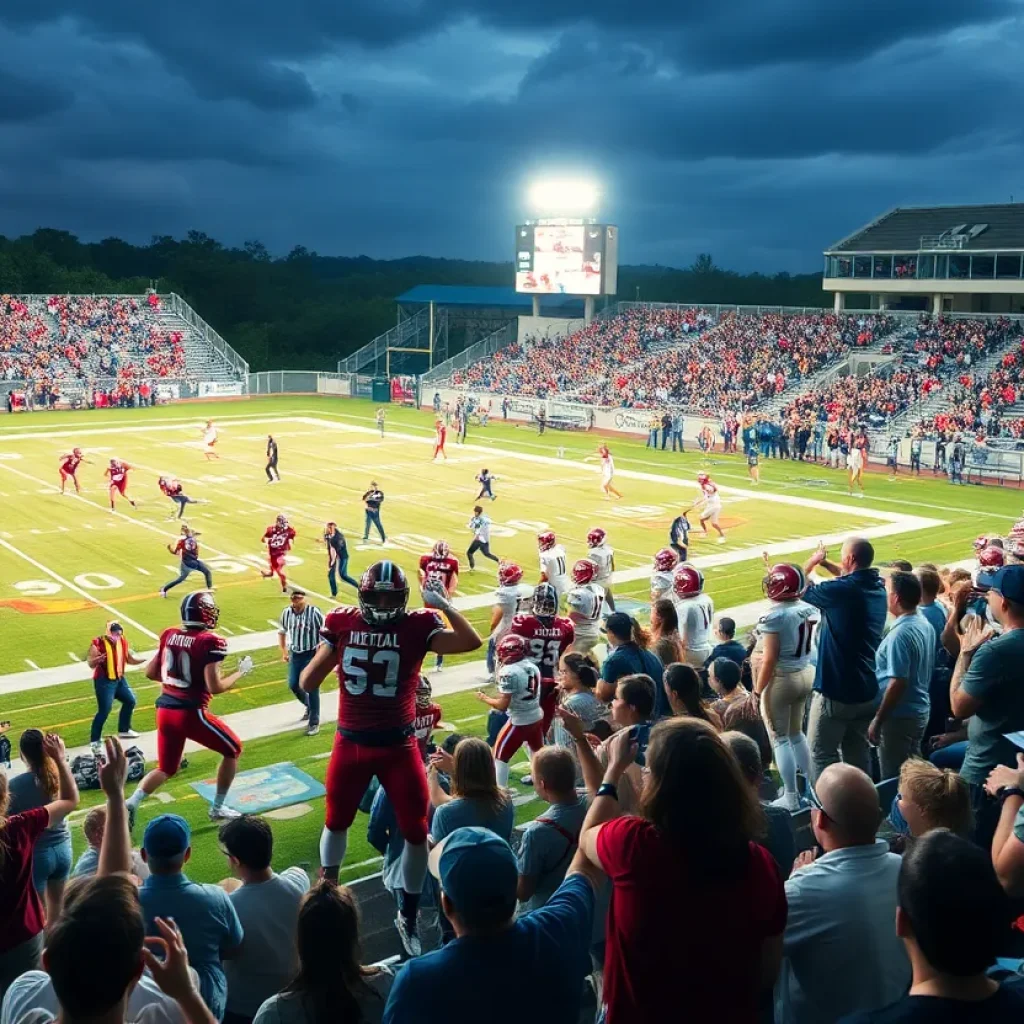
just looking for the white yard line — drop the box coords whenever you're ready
[0,535,159,640]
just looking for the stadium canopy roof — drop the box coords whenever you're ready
[827,203,1024,253]
[396,284,585,313]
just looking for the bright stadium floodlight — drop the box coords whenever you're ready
[527,178,601,215]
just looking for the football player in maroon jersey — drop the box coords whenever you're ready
[418,540,460,672]
[125,591,254,825]
[261,514,296,592]
[105,459,136,511]
[412,676,443,761]
[299,560,481,956]
[59,447,90,494]
[511,582,575,742]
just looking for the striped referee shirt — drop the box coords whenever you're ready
[279,603,325,654]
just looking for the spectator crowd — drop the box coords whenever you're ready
[7,521,1024,1023]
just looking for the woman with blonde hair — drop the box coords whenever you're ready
[427,737,513,843]
[579,717,785,1023]
[254,881,393,1024]
[893,757,972,839]
[0,732,79,1000]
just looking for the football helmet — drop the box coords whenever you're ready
[572,559,598,586]
[532,582,559,618]
[276,514,288,528]
[696,472,710,485]
[537,531,556,552]
[763,563,806,602]
[1008,537,1024,561]
[496,634,528,666]
[974,535,991,552]
[181,590,219,629]
[498,561,524,587]
[653,547,679,573]
[358,561,409,624]
[1012,519,1024,537]
[979,546,1006,568]
[672,564,705,599]
[587,527,607,548]
[432,539,450,560]
[416,676,432,709]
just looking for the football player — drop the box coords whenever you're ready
[126,591,254,823]
[511,582,575,741]
[650,547,679,604]
[487,561,533,674]
[159,475,204,520]
[261,514,296,592]
[475,468,497,501]
[412,676,443,762]
[298,561,482,957]
[978,545,1006,570]
[566,559,606,656]
[105,459,136,511]
[753,563,819,811]
[432,418,447,461]
[695,472,726,544]
[200,419,219,461]
[162,524,213,595]
[598,444,622,500]
[586,527,616,611]
[475,634,544,789]
[418,540,460,671]
[537,531,569,606]
[672,563,715,668]
[59,447,90,495]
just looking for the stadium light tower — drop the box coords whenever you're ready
[526,178,601,216]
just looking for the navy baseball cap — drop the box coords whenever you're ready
[428,827,518,916]
[980,564,1024,603]
[143,814,191,858]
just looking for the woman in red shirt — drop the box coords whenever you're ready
[579,718,787,1024]
[0,733,79,1002]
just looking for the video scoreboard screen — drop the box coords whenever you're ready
[515,222,618,296]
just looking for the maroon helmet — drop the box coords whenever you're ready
[587,527,607,548]
[763,563,806,602]
[979,546,1006,569]
[432,539,450,560]
[358,561,409,624]
[537,531,556,552]
[496,634,528,666]
[181,590,219,629]
[653,547,679,573]
[672,564,704,599]
[572,559,597,586]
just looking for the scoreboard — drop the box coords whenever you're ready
[515,221,618,296]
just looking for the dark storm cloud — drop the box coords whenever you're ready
[0,0,1021,271]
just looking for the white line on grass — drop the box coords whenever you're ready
[68,653,81,662]
[0,535,160,639]
[25,659,39,670]
[136,567,151,575]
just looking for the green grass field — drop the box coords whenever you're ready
[0,395,1018,881]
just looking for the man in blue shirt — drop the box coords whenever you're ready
[704,616,747,672]
[867,572,936,780]
[802,537,887,780]
[384,827,598,1024]
[138,815,243,1021]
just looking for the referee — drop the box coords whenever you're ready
[277,589,324,736]
[266,434,280,483]
[362,481,386,543]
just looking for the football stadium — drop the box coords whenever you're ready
[5,183,1024,1021]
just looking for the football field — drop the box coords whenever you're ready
[0,395,1016,881]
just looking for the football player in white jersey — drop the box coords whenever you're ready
[695,472,726,544]
[487,561,533,674]
[586,527,616,611]
[753,563,820,811]
[651,547,680,605]
[566,559,606,656]
[672,563,714,668]
[476,634,544,788]
[537,531,569,605]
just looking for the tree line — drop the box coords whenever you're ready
[0,230,828,371]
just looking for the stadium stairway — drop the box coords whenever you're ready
[154,308,240,383]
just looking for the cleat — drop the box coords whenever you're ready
[395,914,422,958]
[208,805,241,821]
[717,536,726,545]
[305,723,320,737]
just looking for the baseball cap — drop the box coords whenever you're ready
[980,564,1024,603]
[143,814,191,858]
[290,588,306,598]
[107,621,123,635]
[428,827,518,918]
[602,612,633,638]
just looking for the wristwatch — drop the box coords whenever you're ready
[998,786,1024,802]
[596,782,619,800]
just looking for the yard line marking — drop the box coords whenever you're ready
[25,659,40,670]
[221,627,235,635]
[0,535,159,639]
[136,567,151,575]
[67,653,81,662]
[239,625,255,633]
[266,619,281,628]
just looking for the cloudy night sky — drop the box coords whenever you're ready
[1,0,1022,272]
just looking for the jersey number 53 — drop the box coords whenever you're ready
[342,647,399,698]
